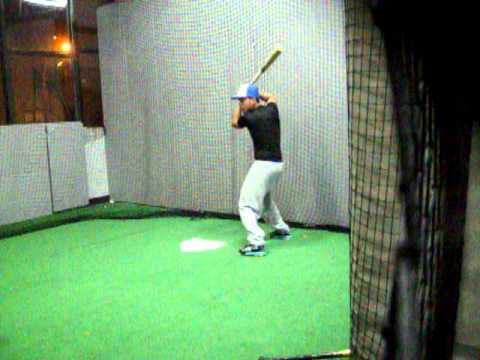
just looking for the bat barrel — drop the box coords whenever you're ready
[258,349,351,360]
[250,48,283,84]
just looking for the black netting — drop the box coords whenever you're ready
[346,1,402,357]
[347,1,474,359]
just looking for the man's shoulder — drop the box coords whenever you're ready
[258,103,278,111]
[260,103,279,118]
[264,102,278,107]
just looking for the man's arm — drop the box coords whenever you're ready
[231,104,243,128]
[260,91,276,104]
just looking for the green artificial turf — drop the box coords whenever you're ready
[0,210,349,359]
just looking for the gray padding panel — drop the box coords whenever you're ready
[0,124,52,225]
[46,122,89,212]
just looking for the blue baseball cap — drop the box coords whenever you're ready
[231,83,260,100]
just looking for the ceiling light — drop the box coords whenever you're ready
[24,0,67,8]
[60,41,71,53]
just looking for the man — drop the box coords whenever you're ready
[231,83,290,257]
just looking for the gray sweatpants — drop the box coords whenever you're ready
[239,160,289,246]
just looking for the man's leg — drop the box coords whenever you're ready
[263,192,290,234]
[238,162,269,251]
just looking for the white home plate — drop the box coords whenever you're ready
[180,238,227,253]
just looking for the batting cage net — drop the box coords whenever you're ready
[347,1,473,359]
[96,0,350,230]
[345,0,402,357]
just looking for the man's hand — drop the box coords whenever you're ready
[260,92,276,104]
[231,104,242,128]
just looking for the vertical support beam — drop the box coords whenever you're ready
[67,0,83,123]
[0,0,15,124]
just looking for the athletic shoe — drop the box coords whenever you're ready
[239,244,266,257]
[269,229,290,240]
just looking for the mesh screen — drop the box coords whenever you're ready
[345,1,403,358]
[97,0,349,227]
[347,1,473,358]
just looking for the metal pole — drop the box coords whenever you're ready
[0,0,15,124]
[66,0,83,123]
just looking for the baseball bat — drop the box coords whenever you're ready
[258,348,351,360]
[251,47,283,84]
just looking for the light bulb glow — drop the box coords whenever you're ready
[24,0,67,8]
[61,42,71,53]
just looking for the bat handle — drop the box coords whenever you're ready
[251,70,263,85]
